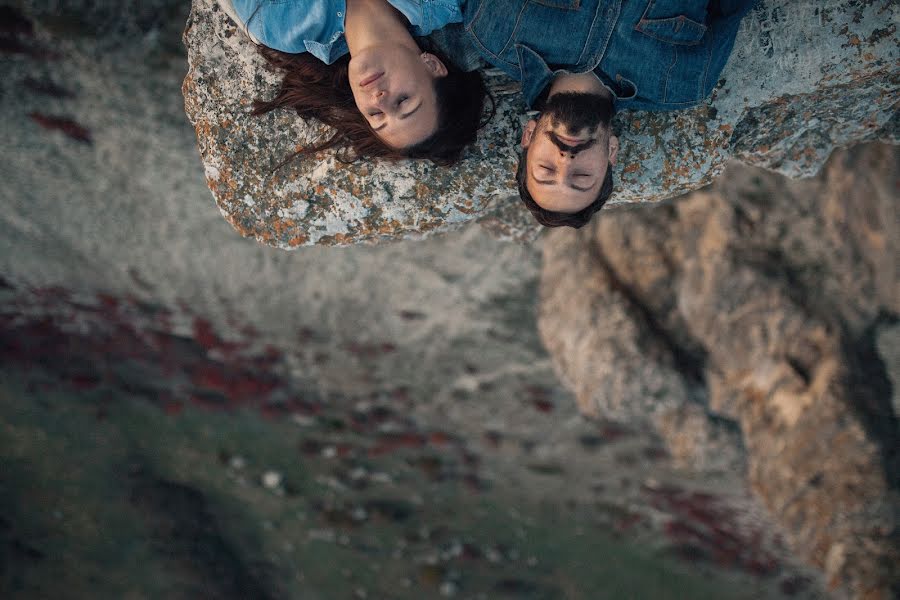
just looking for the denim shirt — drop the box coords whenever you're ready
[459,0,757,111]
[230,0,465,64]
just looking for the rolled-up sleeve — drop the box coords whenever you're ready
[230,0,348,63]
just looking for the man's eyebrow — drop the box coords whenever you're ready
[372,102,422,132]
[532,176,595,192]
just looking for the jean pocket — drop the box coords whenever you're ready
[635,0,707,46]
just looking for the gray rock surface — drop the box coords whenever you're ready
[183,0,898,248]
[538,143,900,599]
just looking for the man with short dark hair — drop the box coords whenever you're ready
[516,74,618,228]
[454,0,757,228]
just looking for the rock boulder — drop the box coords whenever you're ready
[182,0,898,248]
[538,142,900,599]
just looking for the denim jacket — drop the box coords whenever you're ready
[460,0,757,111]
[229,0,464,64]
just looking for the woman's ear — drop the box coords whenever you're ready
[420,52,449,78]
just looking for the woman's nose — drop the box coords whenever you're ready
[371,89,388,106]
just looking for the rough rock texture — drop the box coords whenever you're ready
[183,0,898,248]
[538,143,900,599]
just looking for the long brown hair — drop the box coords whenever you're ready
[252,43,493,167]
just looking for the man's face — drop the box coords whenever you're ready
[520,92,619,214]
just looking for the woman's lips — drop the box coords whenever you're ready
[359,72,384,88]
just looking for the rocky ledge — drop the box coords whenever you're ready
[183,0,898,248]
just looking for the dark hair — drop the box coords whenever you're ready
[515,145,614,228]
[252,43,493,168]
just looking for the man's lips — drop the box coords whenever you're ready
[359,72,384,87]
[558,134,586,145]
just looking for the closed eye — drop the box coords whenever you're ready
[371,100,423,132]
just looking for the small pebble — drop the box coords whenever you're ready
[370,472,393,484]
[262,470,282,489]
[440,581,458,597]
[230,455,246,469]
[291,414,314,427]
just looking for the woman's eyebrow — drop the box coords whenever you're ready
[373,102,422,132]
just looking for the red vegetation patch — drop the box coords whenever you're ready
[160,396,184,416]
[192,317,244,355]
[427,431,453,446]
[70,373,102,391]
[344,340,397,358]
[643,483,780,577]
[28,113,92,144]
[368,431,427,457]
[613,511,644,533]
[0,284,291,419]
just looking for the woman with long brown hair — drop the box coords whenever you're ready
[222,0,491,165]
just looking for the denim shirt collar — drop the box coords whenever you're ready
[516,44,627,110]
[516,45,556,110]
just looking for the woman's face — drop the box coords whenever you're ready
[348,45,447,149]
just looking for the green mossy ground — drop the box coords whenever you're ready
[1,368,773,599]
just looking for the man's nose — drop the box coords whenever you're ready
[552,158,573,179]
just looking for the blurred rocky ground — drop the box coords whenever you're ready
[540,143,900,599]
[0,2,897,599]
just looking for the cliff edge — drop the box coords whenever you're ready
[183,0,899,248]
